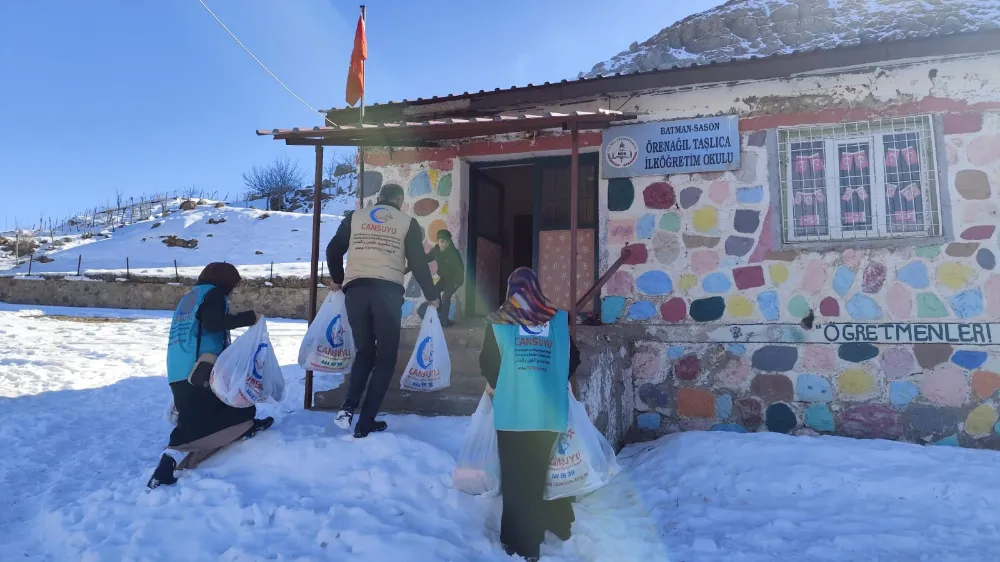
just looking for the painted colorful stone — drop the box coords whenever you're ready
[818,296,839,317]
[737,185,764,204]
[731,265,764,290]
[709,180,730,205]
[937,262,974,290]
[917,293,948,318]
[950,288,984,319]
[623,244,648,265]
[715,393,734,420]
[673,354,701,381]
[426,219,448,243]
[915,245,941,259]
[437,173,452,196]
[967,134,1000,166]
[607,178,635,211]
[636,214,656,239]
[977,249,996,270]
[643,182,676,209]
[718,359,751,389]
[733,209,760,234]
[690,250,720,275]
[921,364,970,407]
[797,374,833,402]
[887,283,912,319]
[660,298,687,322]
[765,403,797,434]
[801,259,828,295]
[726,295,754,318]
[972,370,1000,399]
[862,262,887,294]
[636,270,673,295]
[833,267,855,296]
[787,296,811,318]
[934,434,961,447]
[401,300,416,318]
[955,169,992,200]
[897,262,929,289]
[636,412,661,430]
[962,225,996,241]
[769,264,789,286]
[837,405,904,440]
[676,388,716,418]
[601,296,626,323]
[693,207,719,233]
[751,346,798,372]
[804,345,837,373]
[628,301,658,320]
[609,219,637,245]
[838,368,875,396]
[914,343,954,370]
[690,296,726,322]
[966,404,998,436]
[702,272,732,293]
[757,291,780,321]
[890,381,920,409]
[846,294,883,321]
[408,171,432,196]
[683,234,720,249]
[805,404,835,431]
[725,236,755,257]
[605,270,634,296]
[709,423,747,433]
[637,383,669,409]
[736,397,764,428]
[679,186,702,209]
[952,350,988,370]
[659,213,681,232]
[632,346,665,384]
[652,231,681,264]
[412,198,440,217]
[881,347,916,380]
[946,242,979,258]
[678,274,698,292]
[906,405,961,436]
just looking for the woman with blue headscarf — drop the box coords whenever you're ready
[479,267,580,560]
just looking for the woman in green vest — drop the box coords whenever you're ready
[479,267,581,561]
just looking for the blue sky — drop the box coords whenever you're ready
[0,0,716,225]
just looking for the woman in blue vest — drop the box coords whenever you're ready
[479,267,581,560]
[148,262,274,489]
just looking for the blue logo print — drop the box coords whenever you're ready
[325,314,345,348]
[369,208,391,224]
[252,343,269,377]
[521,324,542,335]
[556,433,571,455]
[416,336,433,369]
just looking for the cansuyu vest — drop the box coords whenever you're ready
[491,310,570,433]
[165,284,228,383]
[343,205,411,287]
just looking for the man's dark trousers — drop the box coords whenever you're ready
[342,283,404,423]
[436,279,459,323]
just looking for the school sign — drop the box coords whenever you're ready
[601,115,741,178]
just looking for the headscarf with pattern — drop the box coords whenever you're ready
[486,267,557,326]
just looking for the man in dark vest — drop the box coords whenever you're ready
[326,183,440,438]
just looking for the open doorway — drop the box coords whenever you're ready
[466,154,599,320]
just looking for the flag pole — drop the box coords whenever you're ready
[356,5,366,210]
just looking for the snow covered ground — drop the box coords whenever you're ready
[3,303,1000,561]
[0,201,346,279]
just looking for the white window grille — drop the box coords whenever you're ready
[777,116,942,244]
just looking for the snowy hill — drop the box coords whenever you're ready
[583,0,1000,78]
[0,199,348,280]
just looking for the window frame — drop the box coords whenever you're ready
[777,116,943,245]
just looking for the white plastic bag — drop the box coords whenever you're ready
[453,392,501,496]
[164,398,179,426]
[400,306,451,391]
[210,318,286,407]
[544,394,620,500]
[298,291,356,374]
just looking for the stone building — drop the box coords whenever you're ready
[317,30,1000,447]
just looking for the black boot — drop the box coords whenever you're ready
[240,417,275,441]
[353,419,388,439]
[147,454,178,489]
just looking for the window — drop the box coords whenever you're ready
[778,116,942,243]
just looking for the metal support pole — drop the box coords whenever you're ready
[77,255,82,276]
[357,5,367,210]
[126,257,130,279]
[305,144,324,410]
[174,260,179,282]
[569,123,579,339]
[27,254,32,275]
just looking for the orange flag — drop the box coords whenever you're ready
[345,14,366,107]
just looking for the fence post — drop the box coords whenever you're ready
[174,260,179,282]
[270,261,274,282]
[76,255,82,276]
[126,257,130,280]
[27,254,33,275]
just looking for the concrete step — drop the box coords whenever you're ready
[314,370,486,416]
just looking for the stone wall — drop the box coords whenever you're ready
[0,277,315,319]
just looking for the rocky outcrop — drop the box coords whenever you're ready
[582,0,1000,78]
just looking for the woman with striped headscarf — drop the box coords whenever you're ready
[479,267,580,560]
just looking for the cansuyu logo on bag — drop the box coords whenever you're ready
[549,428,582,469]
[247,342,267,398]
[407,336,440,387]
[317,314,351,365]
[416,336,434,369]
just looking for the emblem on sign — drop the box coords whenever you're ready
[605,136,638,168]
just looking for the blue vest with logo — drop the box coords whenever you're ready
[491,310,570,433]
[166,284,228,383]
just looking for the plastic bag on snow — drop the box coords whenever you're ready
[452,392,501,496]
[544,393,621,500]
[210,318,286,407]
[298,291,356,374]
[400,306,451,391]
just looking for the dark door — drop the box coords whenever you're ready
[467,170,505,317]
[512,215,534,272]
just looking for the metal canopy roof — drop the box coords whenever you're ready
[256,110,636,147]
